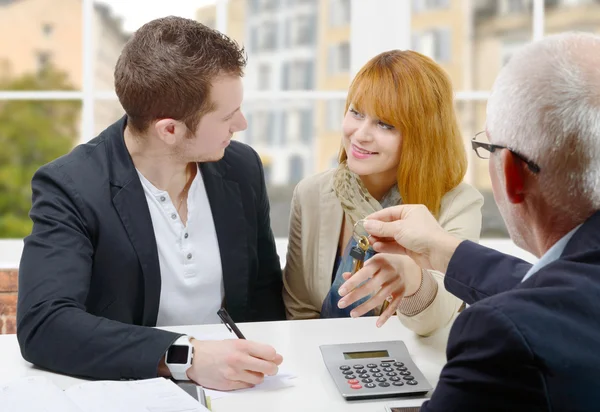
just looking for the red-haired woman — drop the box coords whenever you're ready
[282,50,483,336]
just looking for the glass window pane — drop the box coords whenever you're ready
[0,1,83,90]
[94,99,125,136]
[411,0,533,90]
[456,99,509,238]
[0,99,81,238]
[545,0,600,35]
[240,98,322,238]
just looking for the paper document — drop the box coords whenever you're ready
[0,376,209,412]
[203,367,297,400]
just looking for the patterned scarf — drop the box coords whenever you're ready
[320,162,402,319]
[332,161,402,225]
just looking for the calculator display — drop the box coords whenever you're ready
[343,350,389,359]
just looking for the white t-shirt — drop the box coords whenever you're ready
[137,165,224,326]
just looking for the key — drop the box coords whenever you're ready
[350,219,371,276]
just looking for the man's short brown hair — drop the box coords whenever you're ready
[114,16,246,134]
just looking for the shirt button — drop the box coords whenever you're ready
[184,233,189,239]
[171,213,177,220]
[159,196,166,202]
[187,253,192,260]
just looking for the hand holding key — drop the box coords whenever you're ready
[337,220,423,327]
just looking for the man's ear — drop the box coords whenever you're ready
[154,119,179,145]
[500,149,526,204]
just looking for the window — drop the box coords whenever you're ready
[289,155,304,183]
[412,28,451,63]
[258,64,271,90]
[259,22,278,51]
[325,99,346,131]
[300,108,313,143]
[282,60,314,90]
[249,0,260,14]
[500,0,530,14]
[36,51,51,73]
[250,26,259,52]
[291,14,316,46]
[328,42,350,74]
[42,23,54,37]
[501,39,527,66]
[329,0,351,27]
[261,0,280,11]
[253,112,270,144]
[285,110,300,141]
[412,0,450,12]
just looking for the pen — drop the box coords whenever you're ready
[217,307,246,339]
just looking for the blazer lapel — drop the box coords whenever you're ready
[200,161,249,321]
[112,182,161,326]
[317,184,344,301]
[107,116,162,326]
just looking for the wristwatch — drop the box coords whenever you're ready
[165,335,194,381]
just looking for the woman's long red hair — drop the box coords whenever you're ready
[339,50,467,217]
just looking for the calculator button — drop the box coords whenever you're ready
[340,365,351,371]
[356,369,367,374]
[375,377,386,383]
[394,362,404,367]
[383,367,394,372]
[386,372,397,377]
[365,383,376,389]
[369,368,380,373]
[378,382,391,387]
[393,381,405,386]
[390,376,401,382]
[343,370,354,375]
[367,363,377,369]
[403,376,415,381]
[347,379,359,384]
[361,378,373,383]
[397,366,408,372]
[380,363,391,368]
[359,374,370,379]
[373,373,383,378]
[352,365,364,369]
[345,375,356,379]
[406,380,418,386]
[351,384,362,389]
[400,371,411,376]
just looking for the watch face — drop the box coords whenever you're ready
[167,345,189,364]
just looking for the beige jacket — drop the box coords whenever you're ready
[282,169,484,336]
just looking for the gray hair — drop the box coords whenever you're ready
[486,32,600,212]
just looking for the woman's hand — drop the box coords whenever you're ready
[337,253,423,327]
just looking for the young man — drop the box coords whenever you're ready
[17,17,285,391]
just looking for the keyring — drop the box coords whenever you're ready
[352,219,370,244]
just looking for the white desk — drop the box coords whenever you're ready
[0,317,449,412]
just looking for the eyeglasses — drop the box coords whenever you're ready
[471,131,541,174]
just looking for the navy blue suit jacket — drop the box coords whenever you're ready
[17,116,285,380]
[422,211,600,412]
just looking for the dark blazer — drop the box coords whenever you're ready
[422,211,600,412]
[17,116,285,380]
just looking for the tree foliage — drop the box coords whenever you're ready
[0,66,80,237]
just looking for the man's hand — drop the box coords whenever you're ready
[337,254,423,327]
[186,339,283,391]
[363,204,461,273]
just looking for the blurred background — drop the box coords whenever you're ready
[0,0,597,258]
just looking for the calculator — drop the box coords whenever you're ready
[319,341,432,400]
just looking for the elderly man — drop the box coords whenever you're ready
[339,32,600,411]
